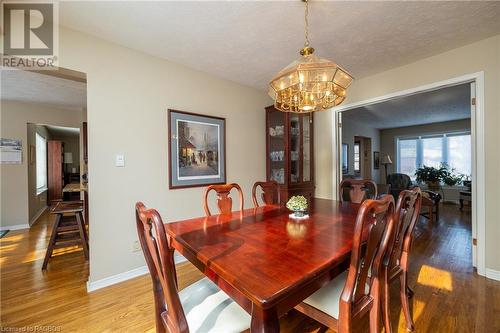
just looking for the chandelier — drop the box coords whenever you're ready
[269,0,354,113]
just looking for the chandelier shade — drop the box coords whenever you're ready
[269,0,354,113]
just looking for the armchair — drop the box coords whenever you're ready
[386,173,413,199]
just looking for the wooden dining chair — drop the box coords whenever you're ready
[203,183,244,216]
[339,179,378,204]
[252,181,279,207]
[295,195,395,333]
[135,202,250,333]
[382,187,422,332]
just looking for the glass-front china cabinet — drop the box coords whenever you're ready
[265,105,314,205]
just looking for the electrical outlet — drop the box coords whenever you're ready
[132,240,141,253]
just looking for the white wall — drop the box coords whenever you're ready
[56,27,272,283]
[315,35,500,271]
[0,101,83,228]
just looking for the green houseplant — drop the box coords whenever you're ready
[414,165,447,189]
[286,195,308,218]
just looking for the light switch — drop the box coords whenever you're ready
[115,154,125,167]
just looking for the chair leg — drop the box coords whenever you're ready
[428,206,434,224]
[399,271,414,331]
[76,212,89,260]
[42,213,62,270]
[407,285,414,298]
[369,280,380,333]
[382,269,392,333]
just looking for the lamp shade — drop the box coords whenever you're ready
[381,154,393,165]
[64,152,73,164]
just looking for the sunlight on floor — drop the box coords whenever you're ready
[417,264,453,292]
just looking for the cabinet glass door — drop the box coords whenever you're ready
[302,113,311,182]
[268,110,285,184]
[290,114,300,183]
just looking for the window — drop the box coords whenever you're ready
[422,136,443,168]
[398,138,418,177]
[397,132,471,180]
[448,134,471,175]
[36,133,47,192]
[353,142,360,173]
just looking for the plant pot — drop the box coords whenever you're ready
[426,181,441,191]
[289,210,308,219]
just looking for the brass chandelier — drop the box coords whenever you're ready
[269,0,354,113]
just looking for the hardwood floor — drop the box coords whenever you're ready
[1,204,499,332]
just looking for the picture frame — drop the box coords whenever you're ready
[373,151,380,169]
[168,109,226,189]
[342,143,349,174]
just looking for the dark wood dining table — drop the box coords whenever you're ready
[165,198,361,333]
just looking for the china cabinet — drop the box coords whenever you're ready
[265,105,314,205]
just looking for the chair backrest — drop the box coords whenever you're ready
[252,181,279,207]
[388,187,422,270]
[339,195,395,321]
[135,202,188,333]
[203,183,244,216]
[386,173,412,189]
[339,179,378,203]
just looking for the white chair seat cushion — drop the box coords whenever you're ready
[179,277,250,333]
[302,271,348,319]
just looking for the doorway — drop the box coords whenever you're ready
[1,65,89,279]
[333,72,485,275]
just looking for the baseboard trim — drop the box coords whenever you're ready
[29,206,47,226]
[485,268,500,281]
[87,253,187,293]
[0,223,30,231]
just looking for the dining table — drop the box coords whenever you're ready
[165,198,362,333]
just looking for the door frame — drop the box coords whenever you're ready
[331,72,486,276]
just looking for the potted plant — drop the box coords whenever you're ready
[286,195,308,219]
[414,165,447,190]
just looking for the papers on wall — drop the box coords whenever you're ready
[0,138,22,164]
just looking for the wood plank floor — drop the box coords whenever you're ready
[1,204,499,332]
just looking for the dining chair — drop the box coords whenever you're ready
[295,195,395,333]
[203,183,244,216]
[382,187,422,332]
[252,181,279,207]
[135,202,250,333]
[339,179,378,203]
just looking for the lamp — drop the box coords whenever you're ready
[268,0,354,113]
[64,152,73,173]
[381,154,393,182]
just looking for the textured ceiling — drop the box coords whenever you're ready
[1,69,86,110]
[59,1,500,90]
[342,83,471,129]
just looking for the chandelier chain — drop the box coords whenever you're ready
[304,0,310,47]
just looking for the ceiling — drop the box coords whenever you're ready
[342,83,471,129]
[45,124,80,137]
[1,69,87,110]
[59,1,500,90]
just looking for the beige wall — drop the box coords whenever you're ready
[0,101,83,228]
[315,35,500,271]
[380,119,471,177]
[56,27,272,282]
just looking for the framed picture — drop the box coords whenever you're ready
[168,109,226,189]
[342,143,349,174]
[373,151,380,169]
